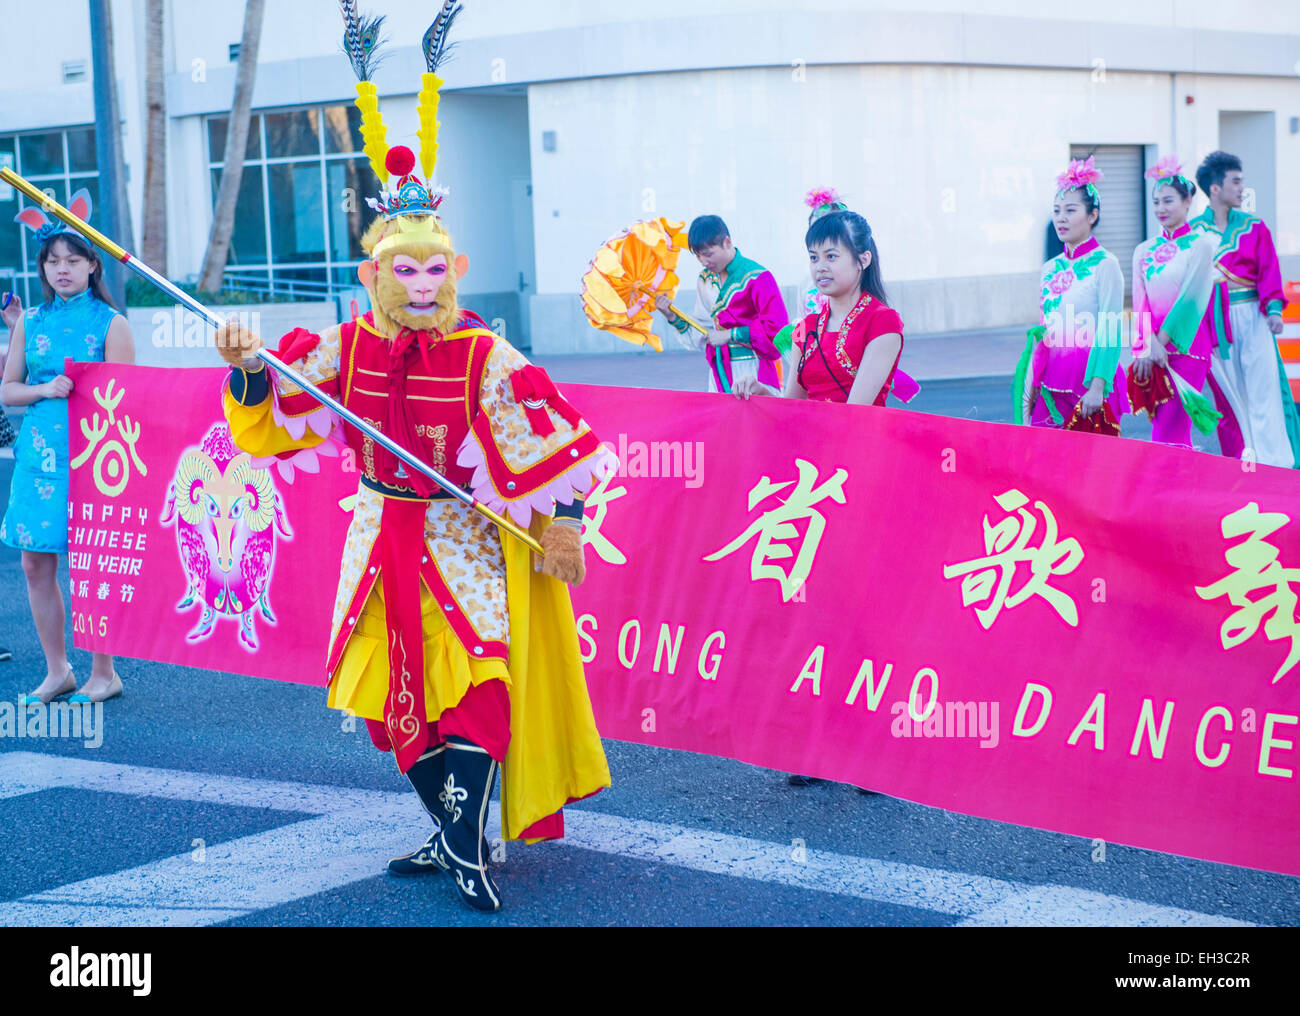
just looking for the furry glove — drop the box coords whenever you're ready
[539,521,586,585]
[215,317,264,368]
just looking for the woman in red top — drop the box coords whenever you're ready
[735,211,899,795]
[734,210,903,404]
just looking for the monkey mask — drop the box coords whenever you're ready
[355,145,472,338]
[358,209,470,338]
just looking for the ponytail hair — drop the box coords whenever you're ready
[804,210,888,306]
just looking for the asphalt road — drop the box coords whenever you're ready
[0,381,1285,927]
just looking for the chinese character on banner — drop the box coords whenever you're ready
[70,379,147,497]
[942,488,1084,629]
[582,469,628,566]
[1195,502,1300,684]
[704,458,848,602]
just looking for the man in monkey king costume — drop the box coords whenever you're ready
[214,9,614,911]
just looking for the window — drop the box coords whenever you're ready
[66,128,97,173]
[206,103,376,299]
[0,127,100,313]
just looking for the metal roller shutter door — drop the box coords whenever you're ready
[1069,144,1145,302]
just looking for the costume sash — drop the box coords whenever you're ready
[380,495,431,772]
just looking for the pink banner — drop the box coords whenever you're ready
[65,363,351,686]
[67,362,1300,877]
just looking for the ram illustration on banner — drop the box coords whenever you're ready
[159,422,294,651]
[66,362,1300,879]
[67,365,351,684]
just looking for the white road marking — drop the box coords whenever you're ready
[954,885,1246,927]
[557,811,1252,927]
[0,752,1255,927]
[0,751,383,813]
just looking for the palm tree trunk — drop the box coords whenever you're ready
[198,0,265,293]
[140,0,167,271]
[88,0,135,310]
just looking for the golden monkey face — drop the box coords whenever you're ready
[383,252,457,329]
[360,215,462,335]
[392,253,450,308]
[373,243,460,334]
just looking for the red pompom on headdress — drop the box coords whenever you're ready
[386,145,417,180]
[367,144,448,220]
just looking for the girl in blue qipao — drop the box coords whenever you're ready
[1,194,135,703]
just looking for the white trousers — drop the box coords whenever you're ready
[1211,304,1292,467]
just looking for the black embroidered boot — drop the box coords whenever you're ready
[431,736,502,911]
[387,744,447,877]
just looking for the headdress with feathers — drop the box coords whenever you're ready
[338,0,464,259]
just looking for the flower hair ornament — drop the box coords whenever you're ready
[1055,156,1103,205]
[805,186,847,221]
[13,189,93,246]
[1144,154,1192,192]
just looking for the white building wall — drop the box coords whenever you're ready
[529,64,1195,292]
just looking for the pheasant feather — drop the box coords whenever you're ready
[338,1,387,81]
[422,1,464,74]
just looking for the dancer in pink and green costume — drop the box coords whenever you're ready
[1190,150,1300,468]
[657,215,789,393]
[1128,156,1220,450]
[1014,157,1129,431]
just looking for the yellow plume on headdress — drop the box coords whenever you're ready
[416,73,443,182]
[354,81,390,183]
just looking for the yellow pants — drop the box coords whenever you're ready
[326,575,510,722]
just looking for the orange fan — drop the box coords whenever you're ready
[581,217,706,351]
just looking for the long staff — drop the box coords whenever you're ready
[1,166,544,554]
[629,280,730,391]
